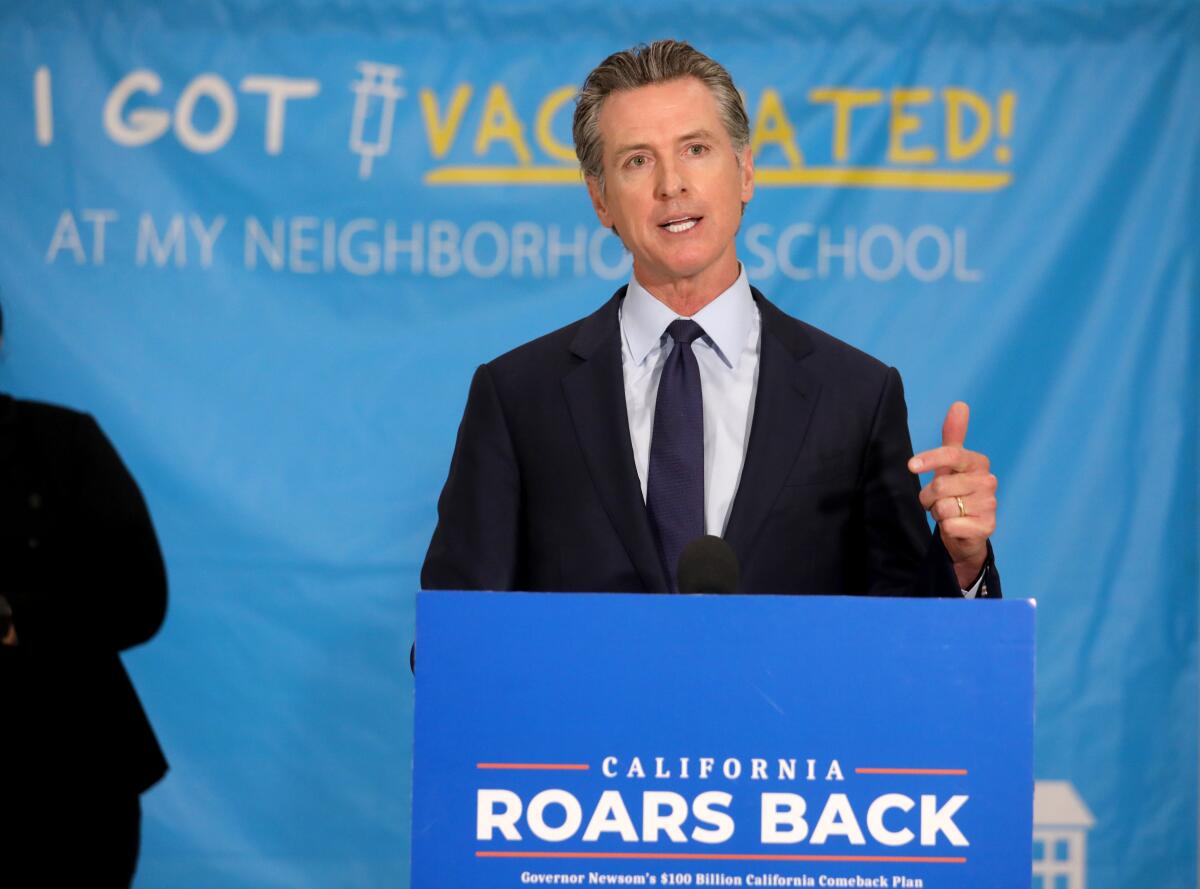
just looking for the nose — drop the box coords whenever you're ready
[656,157,687,199]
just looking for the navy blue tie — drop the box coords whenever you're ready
[646,319,706,591]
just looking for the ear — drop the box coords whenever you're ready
[585,176,613,229]
[739,145,755,204]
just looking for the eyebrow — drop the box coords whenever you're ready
[611,129,718,158]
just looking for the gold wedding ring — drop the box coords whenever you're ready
[955,496,966,518]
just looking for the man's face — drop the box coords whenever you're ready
[586,77,754,295]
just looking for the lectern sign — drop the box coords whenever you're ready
[412,592,1035,888]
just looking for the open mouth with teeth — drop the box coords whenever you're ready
[660,216,701,234]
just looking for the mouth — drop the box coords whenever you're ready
[659,216,701,234]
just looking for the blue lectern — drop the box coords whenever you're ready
[412,592,1034,888]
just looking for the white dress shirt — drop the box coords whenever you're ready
[619,266,759,537]
[617,266,981,597]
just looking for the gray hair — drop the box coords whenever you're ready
[572,40,751,187]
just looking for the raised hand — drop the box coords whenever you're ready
[908,401,997,589]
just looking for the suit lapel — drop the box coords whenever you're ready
[561,290,669,592]
[723,291,821,563]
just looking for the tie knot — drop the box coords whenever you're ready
[665,319,706,347]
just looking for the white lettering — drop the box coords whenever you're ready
[245,216,284,270]
[477,789,523,841]
[45,210,85,264]
[527,789,583,843]
[777,222,814,280]
[743,222,774,278]
[82,209,118,264]
[428,220,461,277]
[866,793,915,846]
[137,213,186,267]
[761,792,808,844]
[34,66,53,146]
[511,222,545,277]
[859,224,903,281]
[384,222,424,274]
[691,791,734,844]
[818,225,857,278]
[810,793,866,845]
[239,75,320,155]
[920,795,968,847]
[954,227,981,281]
[905,224,951,282]
[173,74,237,153]
[581,790,638,842]
[104,70,170,146]
[641,792,688,843]
[462,221,509,278]
[288,216,319,273]
[337,218,380,275]
[589,227,632,280]
[189,215,226,267]
[547,224,587,276]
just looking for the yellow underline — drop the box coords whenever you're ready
[423,165,1012,192]
[756,167,1012,191]
[424,166,582,185]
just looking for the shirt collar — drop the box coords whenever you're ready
[621,265,755,370]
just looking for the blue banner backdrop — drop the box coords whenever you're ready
[0,2,1195,887]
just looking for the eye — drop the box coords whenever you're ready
[686,144,708,156]
[626,154,648,168]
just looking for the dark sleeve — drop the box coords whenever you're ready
[75,414,169,646]
[7,412,167,650]
[420,364,521,591]
[861,368,1001,599]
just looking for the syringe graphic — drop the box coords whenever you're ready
[349,62,405,180]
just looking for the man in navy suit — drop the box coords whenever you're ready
[422,41,999,598]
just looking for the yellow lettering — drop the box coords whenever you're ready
[535,85,578,164]
[808,88,883,162]
[474,84,532,165]
[995,91,1016,164]
[420,84,473,159]
[889,88,937,164]
[751,89,803,168]
[944,88,991,161]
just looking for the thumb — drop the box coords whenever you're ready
[941,401,970,448]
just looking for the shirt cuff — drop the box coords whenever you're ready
[959,551,992,598]
[961,574,985,598]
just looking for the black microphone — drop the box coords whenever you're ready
[676,535,740,594]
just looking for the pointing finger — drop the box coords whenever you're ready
[909,446,989,475]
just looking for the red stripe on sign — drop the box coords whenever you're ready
[475,763,590,771]
[476,851,966,863]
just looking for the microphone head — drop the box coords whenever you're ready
[677,535,740,594]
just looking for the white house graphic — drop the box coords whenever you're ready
[1032,780,1095,889]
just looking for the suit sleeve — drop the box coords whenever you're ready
[75,414,169,647]
[8,412,167,651]
[861,368,1001,599]
[421,364,522,591]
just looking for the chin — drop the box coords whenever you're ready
[665,254,723,279]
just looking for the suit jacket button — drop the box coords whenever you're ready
[27,537,39,549]
[28,493,42,509]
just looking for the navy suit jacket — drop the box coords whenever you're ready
[422,287,998,597]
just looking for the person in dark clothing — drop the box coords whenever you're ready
[0,300,168,887]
